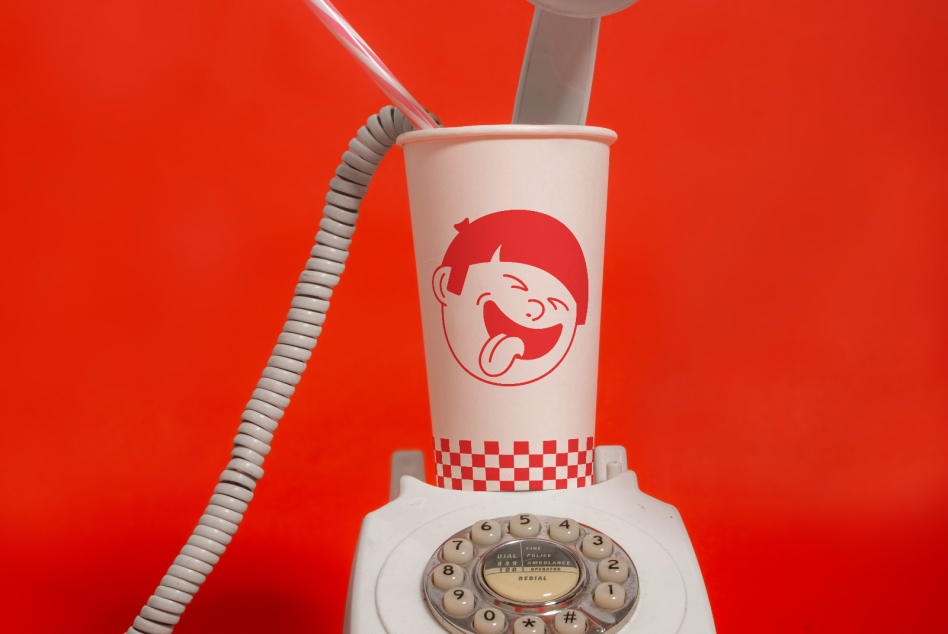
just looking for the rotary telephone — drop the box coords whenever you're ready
[125,2,716,633]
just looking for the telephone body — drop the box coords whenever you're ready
[126,1,716,633]
[345,449,714,634]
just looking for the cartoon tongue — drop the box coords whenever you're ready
[480,334,525,377]
[478,301,563,378]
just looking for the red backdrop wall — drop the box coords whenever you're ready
[1,0,946,632]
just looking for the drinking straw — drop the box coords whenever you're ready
[303,0,440,130]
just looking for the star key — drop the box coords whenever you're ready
[514,615,546,634]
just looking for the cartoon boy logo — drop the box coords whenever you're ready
[432,209,588,386]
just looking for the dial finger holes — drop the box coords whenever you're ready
[509,513,540,537]
[513,615,546,634]
[443,587,476,617]
[581,532,613,559]
[432,563,465,590]
[442,538,475,564]
[596,557,629,583]
[473,607,506,634]
[424,515,638,634]
[593,582,626,610]
[471,519,502,546]
[548,517,580,543]
[553,609,587,633]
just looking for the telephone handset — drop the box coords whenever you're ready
[126,1,716,633]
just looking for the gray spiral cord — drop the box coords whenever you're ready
[127,105,417,634]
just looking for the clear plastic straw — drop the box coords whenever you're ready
[303,0,439,130]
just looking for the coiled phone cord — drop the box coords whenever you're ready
[127,105,417,634]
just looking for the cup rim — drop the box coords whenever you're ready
[396,124,617,147]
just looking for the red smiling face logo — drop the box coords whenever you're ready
[432,210,588,386]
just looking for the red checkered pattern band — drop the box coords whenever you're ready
[433,437,595,491]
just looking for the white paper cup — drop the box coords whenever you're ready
[398,125,617,491]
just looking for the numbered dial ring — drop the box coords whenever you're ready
[423,515,638,634]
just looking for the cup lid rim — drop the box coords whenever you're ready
[396,125,618,147]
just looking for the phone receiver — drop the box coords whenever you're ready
[513,1,638,124]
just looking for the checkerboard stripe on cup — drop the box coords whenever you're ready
[433,437,595,491]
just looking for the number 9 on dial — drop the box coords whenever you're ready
[442,587,476,617]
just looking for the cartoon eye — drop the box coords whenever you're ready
[476,292,491,305]
[503,274,528,291]
[548,297,569,312]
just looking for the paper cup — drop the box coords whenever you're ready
[397,125,617,491]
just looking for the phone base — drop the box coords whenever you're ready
[344,452,715,634]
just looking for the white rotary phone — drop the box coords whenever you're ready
[126,2,716,633]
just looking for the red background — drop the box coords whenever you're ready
[1,0,946,632]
